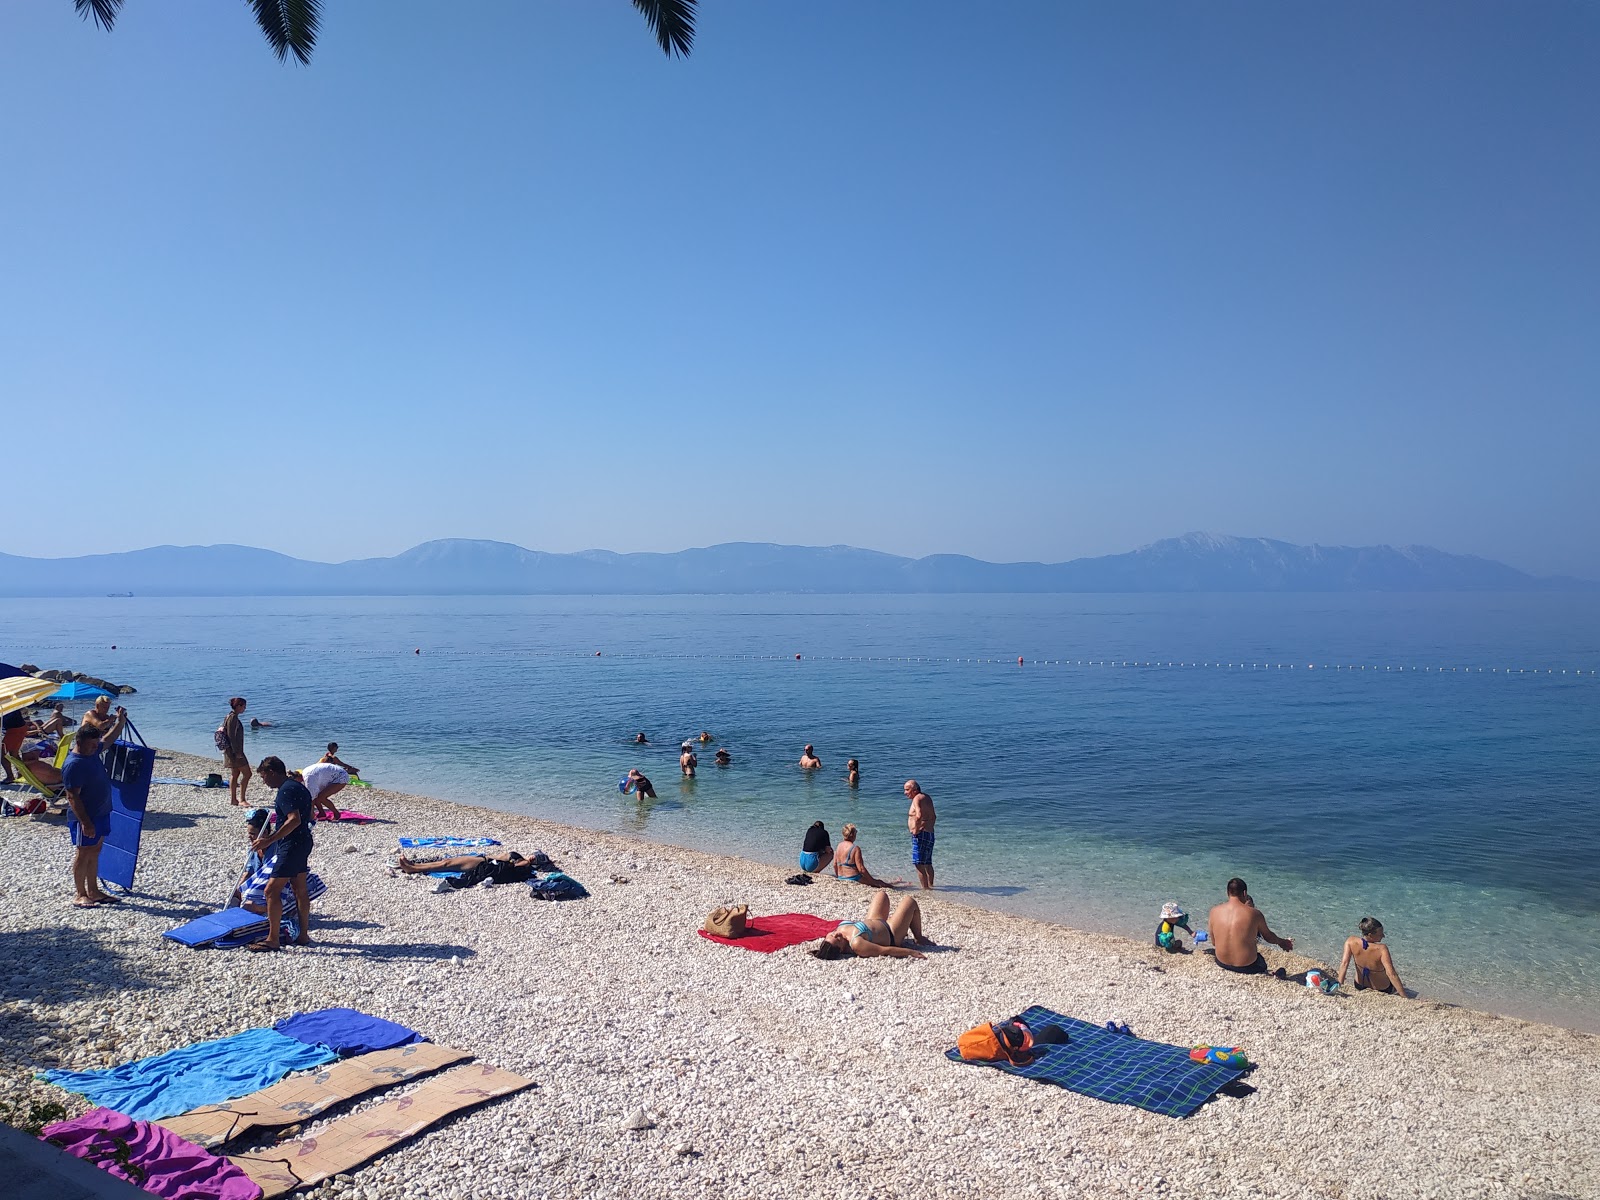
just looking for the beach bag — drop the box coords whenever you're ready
[213,728,231,755]
[527,872,588,902]
[957,1020,1035,1065]
[703,904,749,938]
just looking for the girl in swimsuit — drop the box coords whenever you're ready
[1337,917,1411,998]
[831,824,902,888]
[810,891,932,960]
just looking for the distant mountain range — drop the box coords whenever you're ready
[0,533,1591,597]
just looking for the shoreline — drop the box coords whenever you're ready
[2,749,1595,1199]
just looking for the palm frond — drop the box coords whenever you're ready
[73,0,123,32]
[244,0,320,65]
[632,0,695,58]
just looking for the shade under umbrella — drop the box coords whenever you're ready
[0,676,58,716]
[49,681,116,702]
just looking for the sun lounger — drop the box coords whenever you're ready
[944,1005,1250,1118]
[163,909,273,949]
[228,1063,535,1198]
[4,751,63,802]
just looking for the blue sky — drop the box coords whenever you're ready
[3,2,1597,575]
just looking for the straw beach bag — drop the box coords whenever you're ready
[703,905,749,938]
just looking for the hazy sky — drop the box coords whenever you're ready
[3,3,1596,575]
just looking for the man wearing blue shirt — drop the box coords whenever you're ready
[63,725,116,907]
[247,756,316,951]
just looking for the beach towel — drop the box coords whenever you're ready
[238,858,327,912]
[152,777,209,788]
[229,1063,535,1199]
[943,1006,1248,1118]
[41,1029,338,1122]
[273,1008,425,1057]
[331,810,376,822]
[42,1108,262,1200]
[157,1044,469,1150]
[697,912,838,953]
[163,909,272,949]
[398,836,500,849]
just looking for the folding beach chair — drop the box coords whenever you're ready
[4,750,64,804]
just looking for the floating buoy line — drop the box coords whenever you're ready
[11,641,1597,677]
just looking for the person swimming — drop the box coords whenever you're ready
[1338,917,1411,997]
[697,731,714,743]
[846,758,860,788]
[634,732,649,744]
[714,747,731,765]
[799,744,821,769]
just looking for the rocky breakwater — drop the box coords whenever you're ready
[16,665,136,694]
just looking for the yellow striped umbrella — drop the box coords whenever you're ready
[0,675,58,716]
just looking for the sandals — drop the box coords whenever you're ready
[244,941,283,952]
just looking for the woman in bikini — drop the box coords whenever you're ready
[810,891,932,960]
[1337,917,1411,998]
[831,823,902,888]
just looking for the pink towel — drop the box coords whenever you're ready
[42,1108,262,1200]
[697,912,838,953]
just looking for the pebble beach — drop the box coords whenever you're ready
[2,750,1596,1200]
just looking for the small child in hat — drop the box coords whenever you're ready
[1155,902,1193,952]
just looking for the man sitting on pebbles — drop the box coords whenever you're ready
[810,891,934,961]
[1208,876,1293,975]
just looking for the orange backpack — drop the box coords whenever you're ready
[957,1020,1035,1064]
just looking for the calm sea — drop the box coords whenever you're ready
[4,593,1597,1030]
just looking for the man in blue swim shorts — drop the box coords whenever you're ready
[63,725,117,908]
[905,779,936,891]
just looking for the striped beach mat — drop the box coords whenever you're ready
[228,1063,535,1198]
[944,1006,1249,1118]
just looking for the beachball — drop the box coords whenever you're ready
[619,776,634,794]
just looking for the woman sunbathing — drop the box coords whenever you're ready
[810,891,932,960]
[831,823,902,888]
[1338,917,1411,997]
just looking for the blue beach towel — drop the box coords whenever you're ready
[944,1006,1249,1118]
[151,777,208,787]
[162,909,271,949]
[39,1028,337,1121]
[399,837,501,849]
[274,1008,425,1056]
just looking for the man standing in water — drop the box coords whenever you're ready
[905,779,936,891]
[246,756,315,951]
[1208,876,1293,974]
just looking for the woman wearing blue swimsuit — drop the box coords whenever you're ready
[830,824,902,889]
[1337,917,1411,998]
[810,890,932,961]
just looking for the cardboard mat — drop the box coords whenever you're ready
[228,1062,535,1197]
[157,1043,470,1150]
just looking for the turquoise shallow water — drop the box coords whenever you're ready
[4,592,1597,1030]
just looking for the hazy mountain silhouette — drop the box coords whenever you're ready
[0,533,1590,597]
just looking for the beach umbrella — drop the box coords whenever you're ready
[0,663,26,680]
[48,681,116,703]
[0,676,58,716]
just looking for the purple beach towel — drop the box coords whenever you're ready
[42,1107,262,1200]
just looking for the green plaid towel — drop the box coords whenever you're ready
[945,1005,1248,1118]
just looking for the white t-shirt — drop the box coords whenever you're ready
[300,762,350,798]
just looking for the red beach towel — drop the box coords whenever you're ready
[697,912,837,953]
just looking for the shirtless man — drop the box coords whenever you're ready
[905,779,936,890]
[798,744,822,770]
[679,741,698,777]
[1207,877,1293,974]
